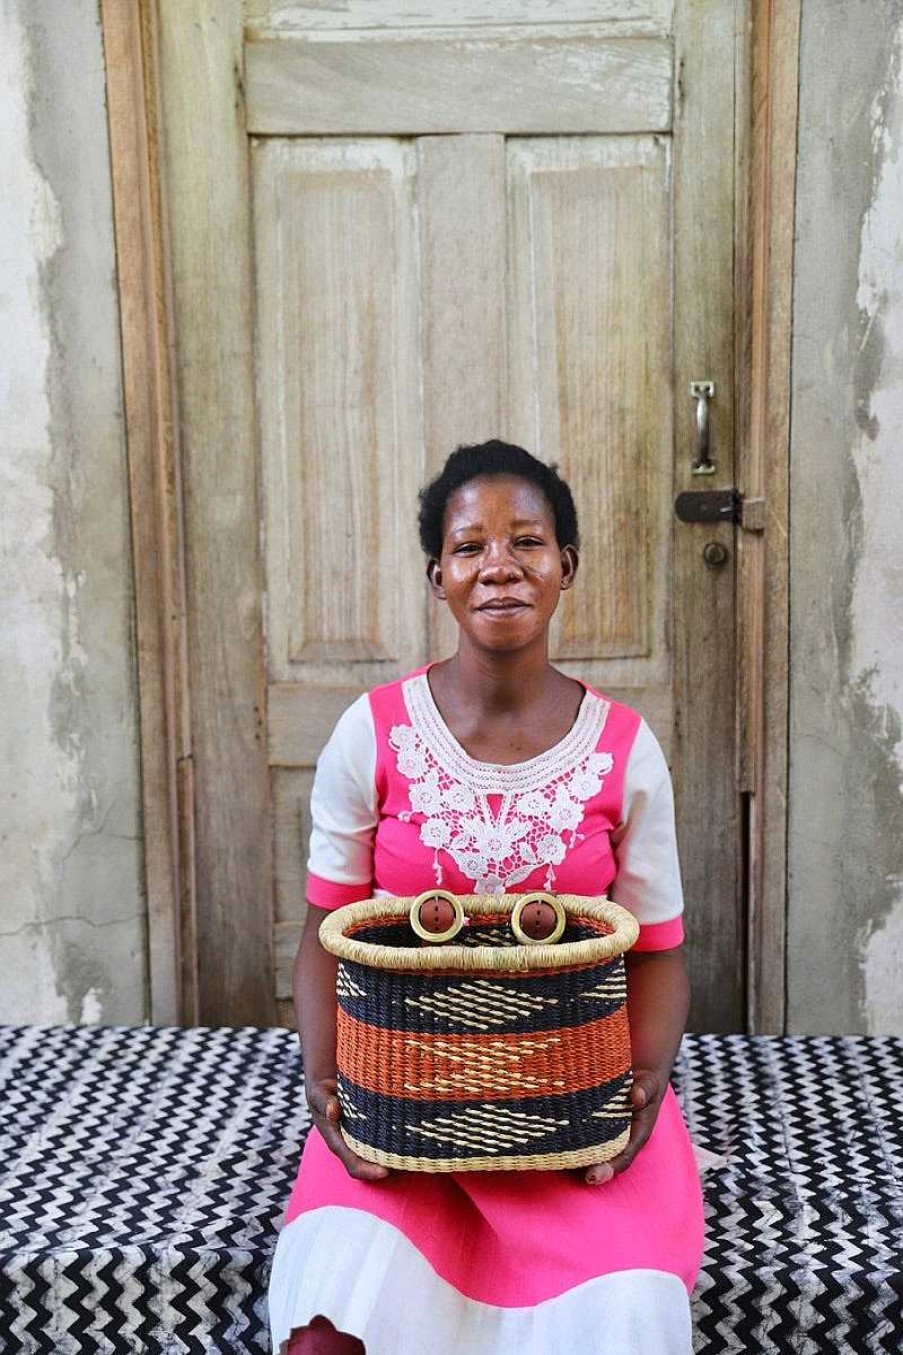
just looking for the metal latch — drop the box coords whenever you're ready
[675,488,740,524]
[674,489,766,531]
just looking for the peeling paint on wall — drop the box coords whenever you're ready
[1,2,72,1024]
[0,0,146,1025]
[853,20,903,1034]
[789,0,903,1035]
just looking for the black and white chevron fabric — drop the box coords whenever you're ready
[1,1025,901,1352]
[676,1035,903,1353]
[0,1024,304,1353]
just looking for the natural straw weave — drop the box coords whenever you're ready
[319,894,639,1172]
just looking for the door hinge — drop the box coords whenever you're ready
[674,490,766,531]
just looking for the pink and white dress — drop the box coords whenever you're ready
[268,667,704,1354]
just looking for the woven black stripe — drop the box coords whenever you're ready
[337,953,627,1035]
[337,1070,632,1163]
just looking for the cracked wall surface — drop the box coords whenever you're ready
[789,0,903,1033]
[0,0,147,1024]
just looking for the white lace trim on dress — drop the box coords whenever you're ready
[388,674,612,893]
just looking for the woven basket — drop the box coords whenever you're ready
[318,893,639,1172]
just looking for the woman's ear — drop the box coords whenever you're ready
[427,558,446,600]
[560,545,579,591]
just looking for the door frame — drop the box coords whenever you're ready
[734,0,801,1033]
[102,0,799,1032]
[101,0,199,1026]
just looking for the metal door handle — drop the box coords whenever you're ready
[690,380,716,475]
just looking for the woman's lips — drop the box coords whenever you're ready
[476,600,530,612]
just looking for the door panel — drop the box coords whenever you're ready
[254,140,427,692]
[244,1,673,30]
[245,32,672,135]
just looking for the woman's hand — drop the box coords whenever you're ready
[306,1076,392,1182]
[583,1068,664,1185]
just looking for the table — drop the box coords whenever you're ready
[1,1026,900,1352]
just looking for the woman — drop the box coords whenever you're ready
[268,441,704,1354]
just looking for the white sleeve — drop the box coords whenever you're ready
[306,694,378,899]
[608,720,684,928]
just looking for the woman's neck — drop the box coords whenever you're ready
[426,640,584,766]
[433,639,560,715]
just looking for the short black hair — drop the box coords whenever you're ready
[417,440,580,559]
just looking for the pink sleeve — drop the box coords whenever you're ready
[633,916,685,952]
[306,874,375,911]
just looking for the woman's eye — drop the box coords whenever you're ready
[515,537,542,548]
[452,542,480,554]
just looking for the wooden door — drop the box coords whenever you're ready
[157,0,743,1032]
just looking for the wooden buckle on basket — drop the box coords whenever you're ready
[510,892,567,946]
[409,890,466,944]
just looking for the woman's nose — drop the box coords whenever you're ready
[479,542,522,580]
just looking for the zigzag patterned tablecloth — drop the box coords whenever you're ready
[1,1025,901,1353]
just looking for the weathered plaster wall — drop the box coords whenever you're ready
[789,0,903,1033]
[0,0,147,1024]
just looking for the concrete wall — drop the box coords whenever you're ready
[0,0,146,1025]
[789,0,903,1033]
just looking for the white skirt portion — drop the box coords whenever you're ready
[267,1206,694,1355]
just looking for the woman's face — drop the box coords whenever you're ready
[427,474,578,654]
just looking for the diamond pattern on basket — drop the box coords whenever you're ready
[404,978,561,1029]
[590,1088,634,1119]
[401,1034,567,1097]
[405,1104,571,1153]
[336,970,368,1000]
[579,975,629,1002]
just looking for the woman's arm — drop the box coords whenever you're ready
[295,905,390,1181]
[584,945,690,1185]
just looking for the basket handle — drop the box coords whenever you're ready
[510,893,567,945]
[409,890,566,945]
[409,890,465,943]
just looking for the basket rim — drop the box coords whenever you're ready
[318,893,640,972]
